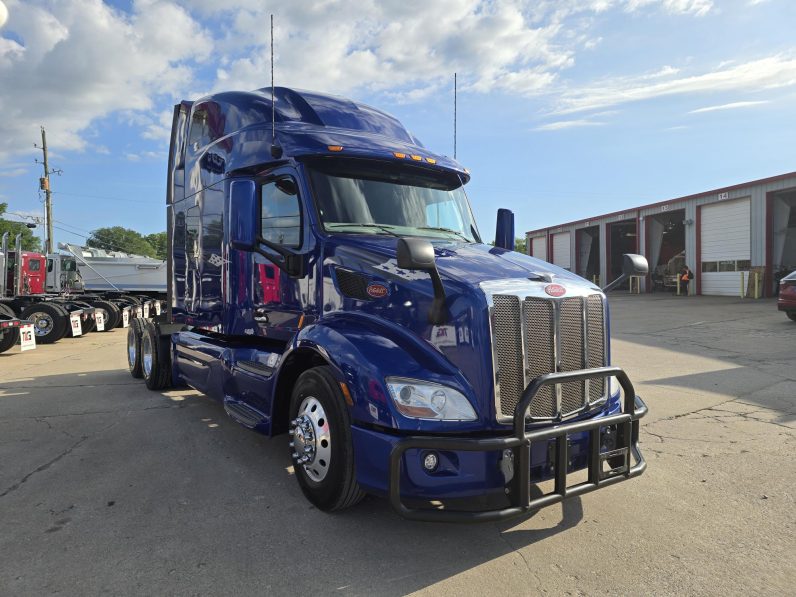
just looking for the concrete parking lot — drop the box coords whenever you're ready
[1,295,794,596]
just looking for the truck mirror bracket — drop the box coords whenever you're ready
[397,238,447,324]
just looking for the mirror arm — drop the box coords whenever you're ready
[601,274,628,294]
[428,270,447,325]
[254,237,305,278]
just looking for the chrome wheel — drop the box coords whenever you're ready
[31,312,54,337]
[141,333,153,378]
[289,396,332,482]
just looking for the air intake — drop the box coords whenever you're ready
[334,268,373,301]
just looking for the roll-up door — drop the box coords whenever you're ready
[700,198,751,296]
[531,236,547,262]
[552,232,571,270]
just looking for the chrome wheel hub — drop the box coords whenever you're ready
[31,313,54,336]
[289,396,331,482]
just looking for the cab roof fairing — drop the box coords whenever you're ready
[180,87,470,183]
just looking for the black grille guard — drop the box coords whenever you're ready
[389,366,648,522]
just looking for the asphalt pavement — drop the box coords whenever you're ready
[0,294,794,596]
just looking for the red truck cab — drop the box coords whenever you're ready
[6,251,46,296]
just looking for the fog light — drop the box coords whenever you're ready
[423,452,438,471]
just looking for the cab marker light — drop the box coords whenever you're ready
[410,155,422,161]
[425,157,436,164]
[393,152,406,159]
[328,145,344,152]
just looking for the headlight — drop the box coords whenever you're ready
[385,378,477,421]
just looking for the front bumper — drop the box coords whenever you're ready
[388,366,647,522]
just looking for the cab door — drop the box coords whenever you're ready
[252,169,307,342]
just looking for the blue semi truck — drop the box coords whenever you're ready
[126,87,648,521]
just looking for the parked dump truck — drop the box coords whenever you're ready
[45,249,162,330]
[126,87,648,521]
[1,233,97,343]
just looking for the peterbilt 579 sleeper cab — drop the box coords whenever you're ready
[126,87,648,522]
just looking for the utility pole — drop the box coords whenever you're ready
[36,126,57,254]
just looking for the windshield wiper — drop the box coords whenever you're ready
[416,226,471,241]
[325,223,401,237]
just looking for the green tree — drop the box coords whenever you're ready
[514,237,527,254]
[145,232,168,260]
[0,203,42,252]
[87,226,156,257]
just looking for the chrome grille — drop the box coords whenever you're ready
[522,299,555,418]
[587,295,606,402]
[489,289,607,422]
[559,297,585,416]
[492,295,524,417]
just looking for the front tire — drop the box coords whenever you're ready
[787,311,796,322]
[289,366,365,511]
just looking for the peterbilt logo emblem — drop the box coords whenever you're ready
[366,283,389,299]
[544,284,566,297]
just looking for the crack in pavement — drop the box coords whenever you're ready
[0,435,88,498]
[0,382,140,390]
[0,404,182,424]
[0,419,121,499]
[642,398,796,445]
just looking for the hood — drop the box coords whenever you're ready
[332,235,598,290]
[322,235,602,430]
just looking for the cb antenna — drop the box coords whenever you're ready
[270,14,282,158]
[454,72,457,160]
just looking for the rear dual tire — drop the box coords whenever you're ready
[141,321,171,390]
[0,304,19,354]
[127,318,145,378]
[91,300,121,331]
[20,303,69,344]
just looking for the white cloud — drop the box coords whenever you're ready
[0,0,212,159]
[689,100,770,113]
[0,0,786,163]
[624,0,714,16]
[556,54,796,113]
[0,167,28,177]
[535,119,605,130]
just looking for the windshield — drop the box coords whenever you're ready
[308,159,481,243]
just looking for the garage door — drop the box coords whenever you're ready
[552,232,571,270]
[700,198,751,296]
[531,236,547,262]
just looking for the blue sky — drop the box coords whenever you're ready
[0,0,794,249]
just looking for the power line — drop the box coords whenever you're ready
[50,190,160,204]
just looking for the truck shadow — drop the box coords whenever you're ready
[0,366,586,595]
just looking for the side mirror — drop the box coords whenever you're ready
[602,253,649,293]
[494,208,515,251]
[397,237,435,271]
[396,238,447,324]
[622,253,649,277]
[229,180,257,251]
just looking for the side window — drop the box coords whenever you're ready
[47,259,54,272]
[188,108,209,151]
[261,178,301,248]
[29,259,41,271]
